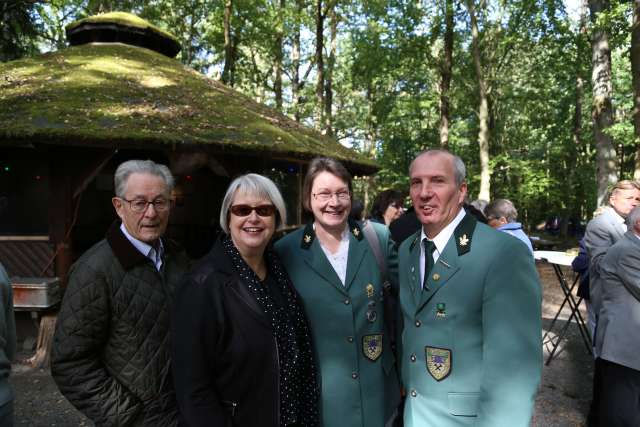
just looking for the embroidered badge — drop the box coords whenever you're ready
[363,334,383,361]
[352,227,360,237]
[436,302,446,318]
[425,346,451,381]
[366,283,374,298]
[459,234,469,246]
[366,309,377,323]
[304,234,312,244]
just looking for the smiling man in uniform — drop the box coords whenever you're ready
[398,150,541,427]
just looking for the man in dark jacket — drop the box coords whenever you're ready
[51,159,190,427]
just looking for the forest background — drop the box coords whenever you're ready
[3,0,640,237]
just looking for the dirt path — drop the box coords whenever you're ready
[11,263,592,426]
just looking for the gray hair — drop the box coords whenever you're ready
[114,159,174,198]
[484,199,518,223]
[409,150,466,186]
[219,173,287,234]
[627,206,640,230]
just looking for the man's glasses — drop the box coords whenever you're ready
[120,198,171,213]
[230,204,276,217]
[313,191,351,202]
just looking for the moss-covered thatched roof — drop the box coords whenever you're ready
[66,12,181,58]
[0,43,377,174]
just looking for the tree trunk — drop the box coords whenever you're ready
[589,0,618,206]
[292,0,302,121]
[467,0,490,201]
[315,0,325,131]
[439,0,454,149]
[273,0,285,111]
[324,4,337,136]
[222,0,236,86]
[632,0,640,179]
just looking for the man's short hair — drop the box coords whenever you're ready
[608,180,640,204]
[409,150,466,186]
[302,157,352,212]
[627,206,640,230]
[484,199,518,223]
[114,160,174,198]
[219,173,287,234]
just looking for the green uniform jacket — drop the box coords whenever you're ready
[275,220,401,427]
[399,213,542,427]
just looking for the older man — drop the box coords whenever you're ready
[52,160,190,426]
[398,150,541,427]
[584,180,640,318]
[593,206,640,426]
[583,180,640,426]
[484,198,533,254]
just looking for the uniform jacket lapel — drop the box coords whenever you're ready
[344,221,367,290]
[416,212,477,314]
[299,223,349,297]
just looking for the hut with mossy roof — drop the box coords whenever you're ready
[0,11,377,280]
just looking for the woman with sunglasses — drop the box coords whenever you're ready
[275,158,401,427]
[172,173,319,427]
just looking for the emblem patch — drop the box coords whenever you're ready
[459,234,469,246]
[304,234,312,243]
[366,283,374,298]
[363,334,383,361]
[425,346,451,381]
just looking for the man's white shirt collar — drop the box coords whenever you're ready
[419,208,466,287]
[120,223,164,271]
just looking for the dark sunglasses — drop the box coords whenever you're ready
[230,204,276,217]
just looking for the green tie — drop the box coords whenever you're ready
[423,238,436,289]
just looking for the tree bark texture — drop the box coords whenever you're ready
[315,0,325,131]
[292,0,302,121]
[439,0,454,149]
[324,5,337,136]
[273,0,285,111]
[588,0,618,206]
[222,0,236,86]
[632,0,640,179]
[467,0,491,201]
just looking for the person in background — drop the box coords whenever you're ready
[484,198,534,254]
[398,150,541,427]
[469,199,488,222]
[52,159,190,426]
[172,174,318,427]
[584,179,640,426]
[593,206,640,427]
[0,263,15,427]
[349,199,365,221]
[370,189,405,225]
[275,157,401,427]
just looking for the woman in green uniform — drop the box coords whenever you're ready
[275,157,401,427]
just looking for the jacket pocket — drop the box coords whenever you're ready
[447,392,479,416]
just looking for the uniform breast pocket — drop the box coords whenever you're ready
[447,392,479,417]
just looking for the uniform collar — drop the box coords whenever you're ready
[300,218,364,249]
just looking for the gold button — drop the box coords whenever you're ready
[432,273,440,281]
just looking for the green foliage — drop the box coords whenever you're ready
[3,0,638,230]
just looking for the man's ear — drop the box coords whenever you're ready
[112,197,125,220]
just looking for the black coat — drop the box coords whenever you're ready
[172,238,282,427]
[51,222,190,426]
